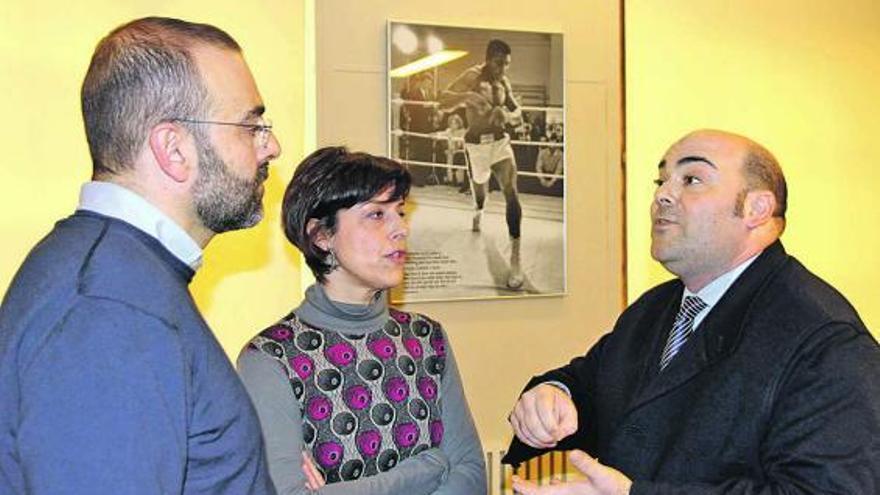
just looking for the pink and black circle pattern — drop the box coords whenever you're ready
[253,309,447,484]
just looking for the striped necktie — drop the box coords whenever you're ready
[659,295,708,371]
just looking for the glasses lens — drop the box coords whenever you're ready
[259,119,273,148]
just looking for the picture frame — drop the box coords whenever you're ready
[387,21,565,303]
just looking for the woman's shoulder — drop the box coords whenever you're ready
[388,308,449,365]
[249,310,299,341]
[242,310,314,360]
[388,307,445,332]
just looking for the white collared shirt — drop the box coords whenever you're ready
[78,181,203,270]
[684,254,760,330]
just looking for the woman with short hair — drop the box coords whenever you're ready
[237,147,486,494]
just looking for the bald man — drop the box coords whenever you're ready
[505,130,880,494]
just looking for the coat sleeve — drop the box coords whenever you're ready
[502,334,612,466]
[430,327,487,495]
[630,322,880,494]
[237,348,449,495]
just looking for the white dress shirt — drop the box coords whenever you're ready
[548,254,762,397]
[684,254,759,330]
[78,181,203,270]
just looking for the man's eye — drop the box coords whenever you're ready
[367,210,384,219]
[684,175,702,185]
[653,178,665,187]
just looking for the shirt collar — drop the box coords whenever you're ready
[77,181,203,270]
[683,253,760,329]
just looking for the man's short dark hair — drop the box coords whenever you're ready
[486,39,511,60]
[81,17,240,176]
[282,147,412,282]
[743,142,787,226]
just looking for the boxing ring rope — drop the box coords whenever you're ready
[390,127,565,181]
[396,158,563,180]
[390,129,565,149]
[391,97,563,114]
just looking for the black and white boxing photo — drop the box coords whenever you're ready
[388,22,564,302]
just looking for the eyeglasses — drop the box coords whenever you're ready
[171,118,274,149]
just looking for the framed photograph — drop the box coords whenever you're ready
[387,21,565,303]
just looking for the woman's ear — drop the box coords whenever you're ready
[307,218,332,251]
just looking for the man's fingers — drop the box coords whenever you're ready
[568,450,597,477]
[530,384,578,442]
[567,450,633,494]
[534,390,563,440]
[521,387,563,444]
[512,475,542,495]
[515,396,556,448]
[512,475,571,495]
[511,393,557,448]
[511,408,555,448]
[535,387,576,441]
[510,384,580,448]
[555,394,579,437]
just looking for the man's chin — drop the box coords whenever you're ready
[213,206,264,233]
[650,244,676,264]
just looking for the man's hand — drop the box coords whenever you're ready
[509,383,578,448]
[512,450,632,495]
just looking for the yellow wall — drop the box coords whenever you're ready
[626,0,880,337]
[0,1,306,357]
[5,0,877,467]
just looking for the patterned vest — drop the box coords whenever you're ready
[250,308,447,484]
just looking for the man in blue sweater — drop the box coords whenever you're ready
[0,17,282,494]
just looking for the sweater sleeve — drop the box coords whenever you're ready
[431,329,488,494]
[237,348,450,495]
[17,300,188,494]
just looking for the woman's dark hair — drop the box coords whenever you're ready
[282,147,411,282]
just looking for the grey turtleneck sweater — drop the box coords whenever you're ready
[237,284,486,495]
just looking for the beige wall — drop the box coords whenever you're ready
[315,1,624,451]
[626,0,880,338]
[0,1,307,358]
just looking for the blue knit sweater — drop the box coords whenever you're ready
[0,211,275,494]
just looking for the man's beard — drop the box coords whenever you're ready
[192,135,268,234]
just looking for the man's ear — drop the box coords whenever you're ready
[744,190,776,229]
[307,218,332,251]
[148,122,192,183]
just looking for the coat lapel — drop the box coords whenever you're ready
[623,241,790,415]
[629,288,683,400]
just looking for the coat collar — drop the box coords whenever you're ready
[626,240,790,413]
